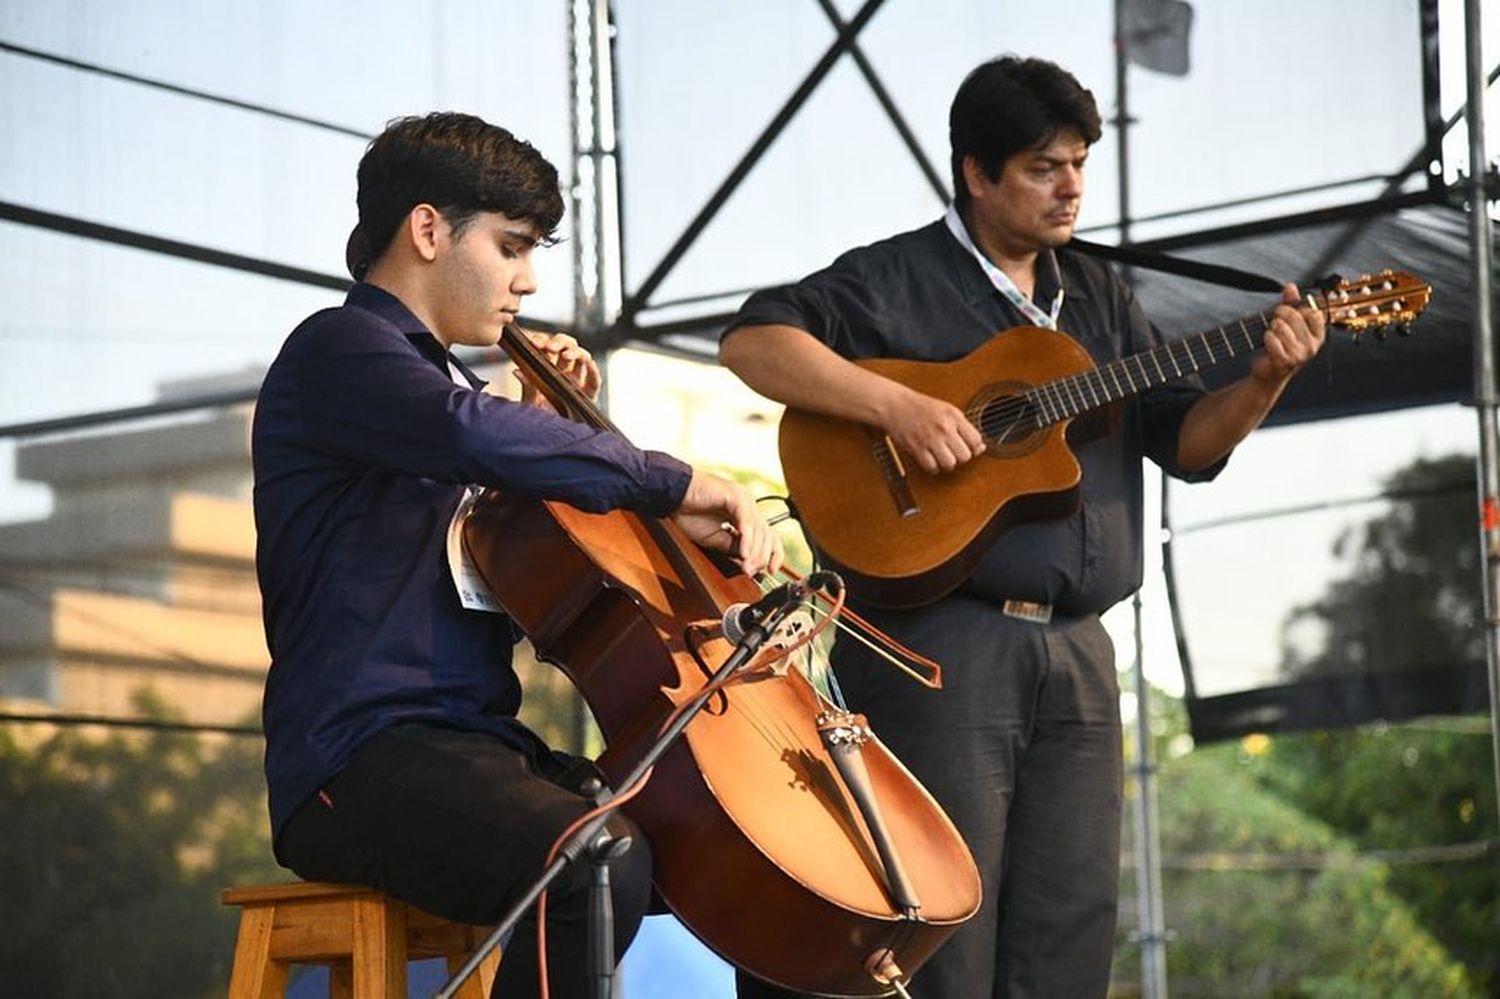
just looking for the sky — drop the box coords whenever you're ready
[0,1,1494,992]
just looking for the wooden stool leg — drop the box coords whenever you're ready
[330,962,354,999]
[446,954,481,999]
[446,952,501,999]
[352,895,407,999]
[227,905,288,999]
[446,928,502,999]
[478,947,502,994]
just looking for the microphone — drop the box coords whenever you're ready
[719,581,808,645]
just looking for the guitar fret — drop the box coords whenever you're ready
[1032,390,1056,423]
[1200,333,1216,365]
[1082,372,1102,408]
[1031,389,1054,425]
[1043,381,1066,421]
[1167,343,1184,377]
[1238,317,1256,351]
[1132,354,1151,388]
[1184,338,1202,372]
[1106,362,1125,398]
[1217,326,1233,356]
[1149,350,1166,382]
[1052,381,1072,419]
[1119,360,1138,394]
[1022,390,1040,426]
[1063,377,1085,415]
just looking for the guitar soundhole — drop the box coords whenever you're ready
[973,383,1046,458]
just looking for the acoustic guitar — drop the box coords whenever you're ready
[778,271,1432,609]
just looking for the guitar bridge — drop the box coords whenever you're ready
[871,433,920,518]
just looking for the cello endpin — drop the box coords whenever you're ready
[864,948,906,986]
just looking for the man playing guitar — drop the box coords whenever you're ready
[720,56,1323,998]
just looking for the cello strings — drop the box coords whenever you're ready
[731,579,944,951]
[720,575,845,753]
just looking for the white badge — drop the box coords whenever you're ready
[446,488,506,613]
[443,357,506,613]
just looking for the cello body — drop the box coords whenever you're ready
[464,488,980,996]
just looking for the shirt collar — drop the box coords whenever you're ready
[346,281,453,372]
[938,215,1090,307]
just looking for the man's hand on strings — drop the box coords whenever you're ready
[1253,283,1325,385]
[672,469,785,577]
[515,332,602,412]
[881,384,986,475]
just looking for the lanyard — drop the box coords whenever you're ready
[943,203,1064,329]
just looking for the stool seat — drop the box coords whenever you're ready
[223,881,500,999]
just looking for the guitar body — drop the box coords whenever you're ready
[779,325,1098,608]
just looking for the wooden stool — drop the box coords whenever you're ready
[223,881,501,999]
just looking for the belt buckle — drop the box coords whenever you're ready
[1001,599,1053,624]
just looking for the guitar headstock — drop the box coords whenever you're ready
[1316,270,1432,340]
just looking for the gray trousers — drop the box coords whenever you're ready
[737,595,1123,999]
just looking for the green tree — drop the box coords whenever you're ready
[1113,720,1479,997]
[1280,454,1480,677]
[0,690,281,998]
[1238,725,1497,993]
[1241,451,1497,990]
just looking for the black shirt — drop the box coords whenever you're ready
[731,219,1224,613]
[253,283,692,839]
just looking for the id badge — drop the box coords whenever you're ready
[446,488,506,613]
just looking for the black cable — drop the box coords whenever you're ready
[0,711,260,737]
[1172,479,1471,536]
[0,39,374,140]
[0,200,353,293]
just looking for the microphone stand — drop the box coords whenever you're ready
[436,584,809,999]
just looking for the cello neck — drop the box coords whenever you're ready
[498,324,623,436]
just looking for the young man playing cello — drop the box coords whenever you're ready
[252,112,782,998]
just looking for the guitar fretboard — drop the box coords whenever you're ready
[967,270,1427,445]
[1025,310,1275,426]
[968,309,1292,446]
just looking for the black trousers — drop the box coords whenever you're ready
[737,598,1122,999]
[276,722,652,999]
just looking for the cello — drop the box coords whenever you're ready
[461,326,980,996]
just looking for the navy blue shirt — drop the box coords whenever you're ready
[253,283,691,841]
[731,220,1224,614]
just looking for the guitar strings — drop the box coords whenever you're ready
[958,310,1277,443]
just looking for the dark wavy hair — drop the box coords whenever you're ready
[948,57,1102,210]
[346,112,564,279]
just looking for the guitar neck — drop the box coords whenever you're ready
[1029,306,1285,425]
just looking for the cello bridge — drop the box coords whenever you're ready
[747,610,815,677]
[815,709,872,746]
